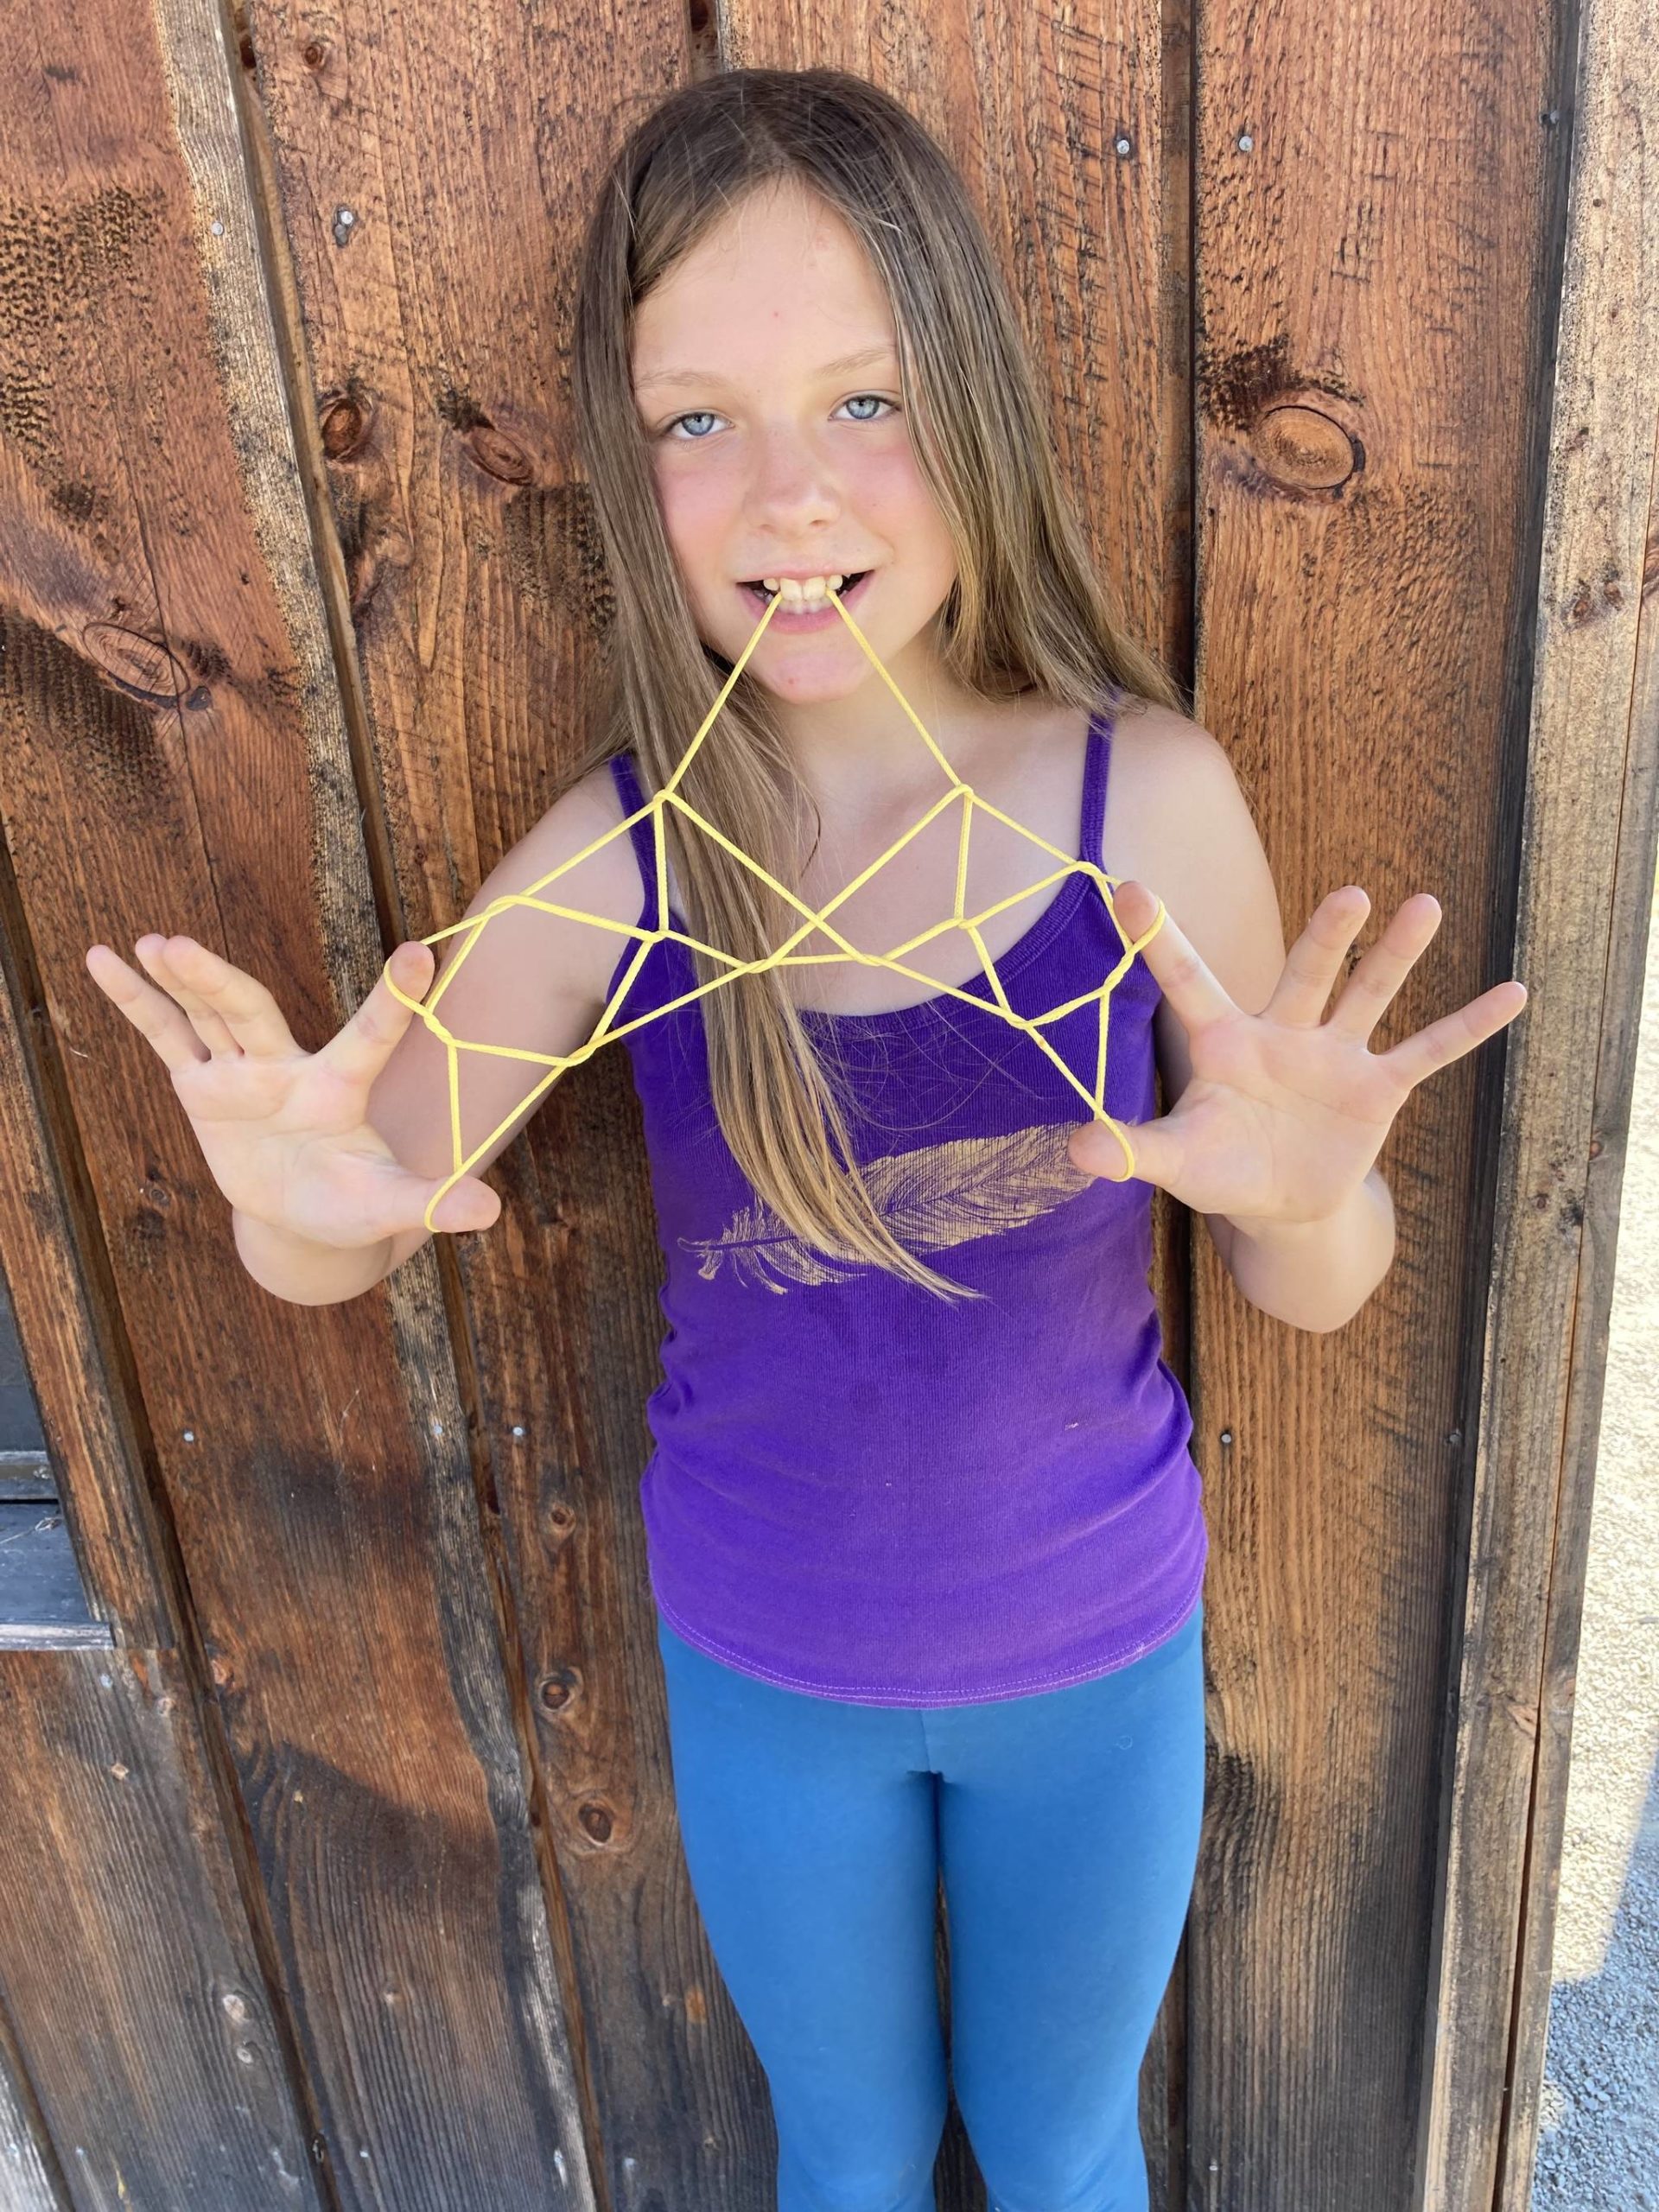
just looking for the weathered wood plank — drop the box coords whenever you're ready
[0,817,170,1646]
[238,0,737,2201]
[1422,0,1659,2200]
[1187,0,1568,2205]
[0,1993,70,2212]
[0,1,596,2202]
[0,1648,327,2209]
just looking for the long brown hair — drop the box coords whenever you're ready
[566,67,1182,1300]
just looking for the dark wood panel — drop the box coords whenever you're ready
[1423,0,1659,2201]
[0,1647,326,2209]
[1187,0,1564,2206]
[0,1988,70,2212]
[238,0,740,2202]
[0,789,172,1645]
[0,1,597,2202]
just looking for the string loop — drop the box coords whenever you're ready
[385,584,1167,1232]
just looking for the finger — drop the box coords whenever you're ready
[1376,977,1529,1090]
[1262,886,1373,1028]
[405,1170,503,1237]
[316,940,436,1090]
[1109,880,1234,1032]
[133,936,300,1059]
[1323,893,1443,1044]
[1067,1109,1173,1192]
[85,943,216,1076]
[129,938,238,1056]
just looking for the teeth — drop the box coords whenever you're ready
[759,573,845,603]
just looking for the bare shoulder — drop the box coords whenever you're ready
[469,759,649,1001]
[380,758,653,1049]
[1105,693,1287,1021]
[518,757,641,893]
[1103,696,1239,887]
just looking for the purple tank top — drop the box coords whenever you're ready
[604,695,1207,1706]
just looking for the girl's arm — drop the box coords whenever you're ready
[1144,721,1398,1333]
[232,1210,397,1306]
[1208,1170,1396,1335]
[347,765,646,1300]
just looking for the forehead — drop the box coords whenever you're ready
[631,181,895,391]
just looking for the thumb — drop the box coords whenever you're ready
[402,1166,503,1237]
[1067,1113,1164,1189]
[321,940,436,1089]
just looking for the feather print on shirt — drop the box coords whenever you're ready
[678,1121,1099,1294]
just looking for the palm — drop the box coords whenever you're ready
[1127,1012,1407,1222]
[85,934,499,1246]
[1070,880,1529,1224]
[168,1041,407,1243]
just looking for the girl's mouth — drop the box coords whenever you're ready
[738,569,874,628]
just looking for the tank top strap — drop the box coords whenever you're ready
[607,750,670,923]
[1077,683,1123,871]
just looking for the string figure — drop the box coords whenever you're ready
[385,581,1169,1234]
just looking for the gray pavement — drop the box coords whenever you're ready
[1532,862,1659,2207]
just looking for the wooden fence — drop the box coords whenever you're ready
[0,0,1654,2205]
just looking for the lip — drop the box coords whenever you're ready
[737,569,875,631]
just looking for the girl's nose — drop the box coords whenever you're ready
[748,424,840,524]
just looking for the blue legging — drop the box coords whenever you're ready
[654,1598,1205,2212]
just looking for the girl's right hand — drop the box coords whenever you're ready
[84,935,502,1248]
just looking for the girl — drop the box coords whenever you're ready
[86,67,1527,2212]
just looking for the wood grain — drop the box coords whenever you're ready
[0,1646,327,2207]
[1186,1,1574,2206]
[238,0,766,2201]
[0,787,147,1647]
[1423,0,1659,2202]
[0,0,597,2201]
[0,1982,71,2210]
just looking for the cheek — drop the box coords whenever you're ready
[852,438,948,542]
[654,462,734,568]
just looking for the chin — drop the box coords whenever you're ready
[753,652,890,706]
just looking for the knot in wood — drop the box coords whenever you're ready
[321,396,369,459]
[578,1800,614,1844]
[537,1669,577,1711]
[469,425,536,486]
[1255,404,1358,492]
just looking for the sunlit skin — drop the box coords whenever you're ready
[631,173,976,799]
[1073,877,1527,1224]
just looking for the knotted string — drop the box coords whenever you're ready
[385,580,1167,1232]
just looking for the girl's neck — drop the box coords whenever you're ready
[776,658,1031,813]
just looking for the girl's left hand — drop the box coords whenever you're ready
[1066,880,1529,1224]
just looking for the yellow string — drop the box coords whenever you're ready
[384,582,1167,1233]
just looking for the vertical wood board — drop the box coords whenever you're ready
[1422,0,1659,2201]
[239,0,751,2200]
[0,1,596,2202]
[0,1648,327,2209]
[1187,0,1560,2203]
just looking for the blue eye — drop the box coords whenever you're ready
[660,394,899,441]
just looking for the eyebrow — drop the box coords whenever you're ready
[634,342,899,393]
